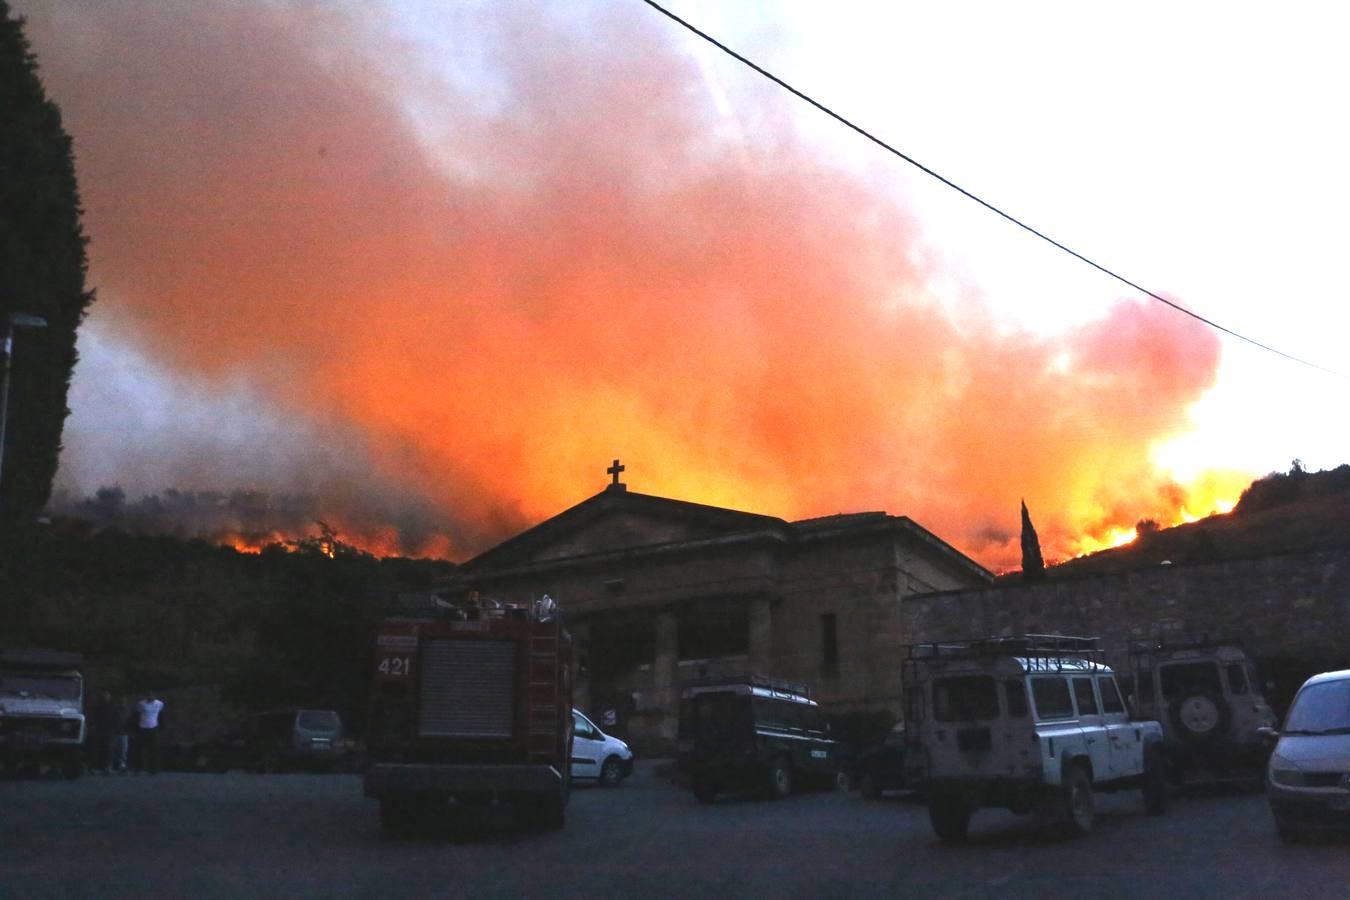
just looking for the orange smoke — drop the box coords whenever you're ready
[24,1,1241,570]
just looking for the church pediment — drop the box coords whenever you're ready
[520,508,720,562]
[463,488,787,571]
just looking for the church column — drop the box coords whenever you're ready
[653,607,679,741]
[748,595,773,675]
[570,618,592,715]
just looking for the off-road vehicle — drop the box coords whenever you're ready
[0,648,87,778]
[677,675,839,802]
[1126,637,1276,783]
[904,635,1168,841]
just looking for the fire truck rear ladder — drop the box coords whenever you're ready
[527,625,562,759]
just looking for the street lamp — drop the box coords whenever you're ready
[0,312,50,508]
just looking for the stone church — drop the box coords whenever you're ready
[445,462,994,752]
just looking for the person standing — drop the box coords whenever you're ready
[134,695,165,774]
[107,694,131,774]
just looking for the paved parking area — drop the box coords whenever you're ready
[2,762,1349,898]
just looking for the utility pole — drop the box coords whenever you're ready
[0,312,49,512]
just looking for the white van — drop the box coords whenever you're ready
[1264,669,1350,842]
[570,709,633,787]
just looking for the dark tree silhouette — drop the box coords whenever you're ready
[0,1,95,523]
[1020,499,1045,579]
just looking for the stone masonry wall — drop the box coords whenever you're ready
[904,546,1350,707]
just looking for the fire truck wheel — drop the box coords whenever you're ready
[767,758,793,800]
[516,792,565,830]
[599,757,625,788]
[543,792,566,829]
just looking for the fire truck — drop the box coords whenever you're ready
[363,592,572,836]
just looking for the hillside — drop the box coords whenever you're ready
[0,520,456,725]
[1047,464,1350,578]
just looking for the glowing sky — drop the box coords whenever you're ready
[15,0,1348,569]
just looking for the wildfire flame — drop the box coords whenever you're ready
[215,522,457,560]
[1061,470,1248,562]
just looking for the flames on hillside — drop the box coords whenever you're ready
[1062,477,1244,562]
[48,488,458,561]
[30,1,1253,573]
[217,525,455,560]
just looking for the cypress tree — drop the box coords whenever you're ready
[0,0,94,523]
[1020,499,1045,579]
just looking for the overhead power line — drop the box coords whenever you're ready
[640,0,1346,380]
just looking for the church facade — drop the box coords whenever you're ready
[446,464,994,753]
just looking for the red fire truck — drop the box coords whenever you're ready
[363,592,572,835]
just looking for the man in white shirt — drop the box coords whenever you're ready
[133,696,165,774]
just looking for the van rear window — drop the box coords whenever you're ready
[933,675,998,722]
[297,710,340,731]
[1160,662,1222,699]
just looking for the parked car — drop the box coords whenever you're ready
[193,708,355,773]
[1264,669,1350,842]
[905,634,1168,841]
[677,675,839,803]
[853,723,908,799]
[570,708,633,787]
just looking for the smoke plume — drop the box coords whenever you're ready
[21,0,1240,568]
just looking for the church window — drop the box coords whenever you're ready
[820,613,839,667]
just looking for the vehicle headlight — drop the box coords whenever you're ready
[1269,755,1303,787]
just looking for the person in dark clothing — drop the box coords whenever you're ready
[106,695,131,773]
[87,691,113,772]
[126,704,143,772]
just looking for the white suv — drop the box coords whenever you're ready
[904,635,1168,841]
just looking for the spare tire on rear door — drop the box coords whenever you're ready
[1169,690,1231,743]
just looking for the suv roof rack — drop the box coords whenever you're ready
[681,672,811,698]
[0,648,85,670]
[907,634,1102,665]
[1128,634,1242,653]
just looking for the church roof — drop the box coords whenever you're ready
[461,484,788,573]
[460,483,992,583]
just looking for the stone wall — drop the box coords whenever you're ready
[904,546,1350,709]
[771,527,976,717]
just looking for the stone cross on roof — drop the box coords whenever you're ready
[606,458,626,491]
